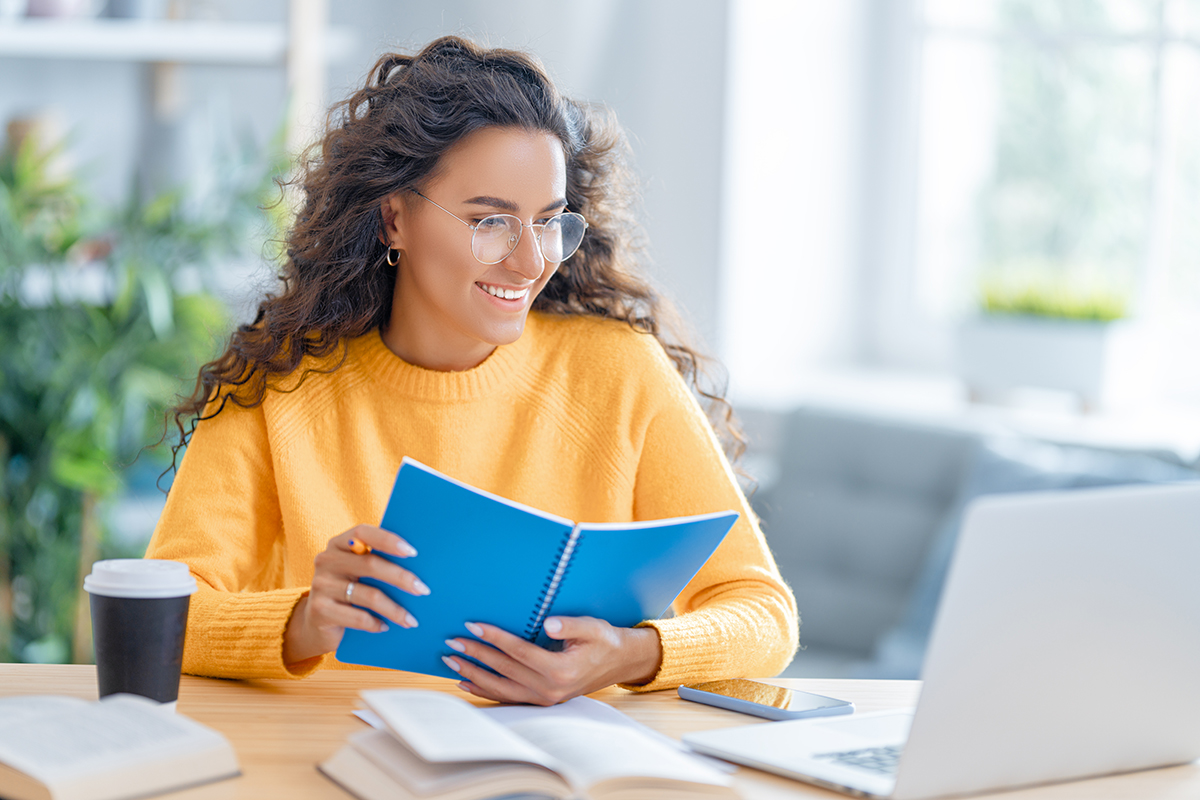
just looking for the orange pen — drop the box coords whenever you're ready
[348,539,371,555]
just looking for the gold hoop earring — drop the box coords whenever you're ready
[386,247,400,267]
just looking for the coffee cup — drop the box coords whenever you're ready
[84,559,197,706]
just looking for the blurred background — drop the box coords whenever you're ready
[2,0,1198,675]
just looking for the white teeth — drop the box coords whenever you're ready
[481,284,528,300]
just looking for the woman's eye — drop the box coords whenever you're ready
[475,216,507,230]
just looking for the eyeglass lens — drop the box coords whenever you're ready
[472,214,587,265]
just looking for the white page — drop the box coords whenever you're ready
[0,694,226,783]
[481,695,639,727]
[482,695,734,772]
[359,690,556,768]
[509,717,734,790]
[0,696,88,729]
[356,694,735,774]
[347,728,569,797]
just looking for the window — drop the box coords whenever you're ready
[903,0,1200,398]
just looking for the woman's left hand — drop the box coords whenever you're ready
[442,616,662,705]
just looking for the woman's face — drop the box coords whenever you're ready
[381,126,568,371]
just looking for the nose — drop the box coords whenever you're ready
[503,224,546,281]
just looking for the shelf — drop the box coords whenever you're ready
[0,18,349,65]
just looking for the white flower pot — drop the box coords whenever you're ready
[956,317,1161,412]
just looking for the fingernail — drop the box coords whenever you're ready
[458,681,473,694]
[412,579,431,596]
[465,622,484,637]
[444,638,465,652]
[377,622,390,633]
[441,656,461,673]
[397,540,417,557]
[543,617,563,635]
[405,612,419,628]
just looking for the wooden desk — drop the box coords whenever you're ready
[2,665,1197,799]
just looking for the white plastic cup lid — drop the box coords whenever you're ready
[84,559,198,599]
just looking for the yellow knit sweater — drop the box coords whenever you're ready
[146,312,798,690]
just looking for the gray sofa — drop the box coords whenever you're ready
[741,405,1200,679]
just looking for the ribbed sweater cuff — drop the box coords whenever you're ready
[617,603,798,693]
[617,615,721,693]
[183,587,322,680]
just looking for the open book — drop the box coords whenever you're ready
[0,694,239,800]
[318,690,736,800]
[337,457,737,678]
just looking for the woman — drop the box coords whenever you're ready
[147,36,797,705]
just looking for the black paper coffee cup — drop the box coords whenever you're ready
[85,559,198,705]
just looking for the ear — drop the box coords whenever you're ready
[379,193,406,247]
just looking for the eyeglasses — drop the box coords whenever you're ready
[412,190,588,265]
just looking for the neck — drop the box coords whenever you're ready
[381,317,496,372]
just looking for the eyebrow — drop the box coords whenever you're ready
[463,195,568,214]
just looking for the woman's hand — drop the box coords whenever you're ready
[283,524,427,665]
[441,616,663,705]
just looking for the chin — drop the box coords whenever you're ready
[478,316,529,347]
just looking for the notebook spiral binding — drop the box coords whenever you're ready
[524,528,583,640]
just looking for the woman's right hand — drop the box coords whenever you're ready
[282,524,427,665]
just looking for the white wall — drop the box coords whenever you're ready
[858,0,925,370]
[720,0,872,404]
[0,59,145,203]
[0,1,730,351]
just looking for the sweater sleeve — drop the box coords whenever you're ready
[144,398,323,680]
[620,361,799,692]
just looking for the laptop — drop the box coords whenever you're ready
[685,482,1200,799]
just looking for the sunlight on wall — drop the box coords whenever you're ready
[720,0,868,405]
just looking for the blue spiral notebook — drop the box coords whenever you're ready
[336,457,738,679]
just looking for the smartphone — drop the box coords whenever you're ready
[678,679,854,721]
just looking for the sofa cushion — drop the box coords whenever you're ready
[868,435,1200,678]
[755,407,977,656]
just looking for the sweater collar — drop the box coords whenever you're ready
[350,313,542,401]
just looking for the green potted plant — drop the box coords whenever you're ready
[0,122,282,663]
[955,267,1157,412]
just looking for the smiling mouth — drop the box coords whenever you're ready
[478,282,530,301]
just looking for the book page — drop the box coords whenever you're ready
[347,728,570,798]
[0,696,88,729]
[0,694,227,783]
[356,695,733,776]
[482,695,732,771]
[508,717,734,792]
[360,690,559,769]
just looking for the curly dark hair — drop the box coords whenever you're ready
[169,35,744,472]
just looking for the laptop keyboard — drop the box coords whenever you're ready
[814,744,903,775]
